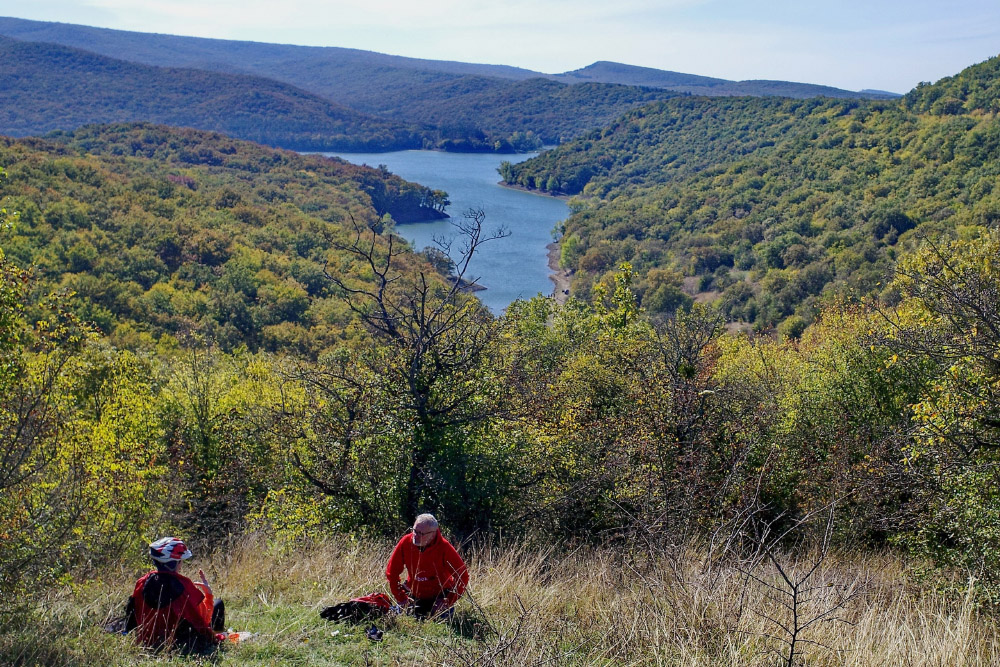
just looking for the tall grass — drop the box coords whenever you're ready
[2,536,997,665]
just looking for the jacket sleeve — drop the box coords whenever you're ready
[179,580,216,640]
[385,537,409,604]
[441,542,469,604]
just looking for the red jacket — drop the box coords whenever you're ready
[130,570,216,648]
[385,528,469,605]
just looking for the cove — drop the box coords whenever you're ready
[323,150,568,314]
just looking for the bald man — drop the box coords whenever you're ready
[385,514,469,619]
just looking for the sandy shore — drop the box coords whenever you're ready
[497,181,572,201]
[547,242,571,304]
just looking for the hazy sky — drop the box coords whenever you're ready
[5,0,1000,93]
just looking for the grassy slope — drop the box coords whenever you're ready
[4,538,997,665]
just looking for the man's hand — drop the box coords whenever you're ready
[198,568,213,595]
[431,597,451,617]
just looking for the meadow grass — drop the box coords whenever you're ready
[3,536,998,665]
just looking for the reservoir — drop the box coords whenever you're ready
[324,150,568,314]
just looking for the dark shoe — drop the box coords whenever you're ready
[365,624,383,641]
[212,599,226,631]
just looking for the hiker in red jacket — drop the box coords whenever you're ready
[385,513,469,619]
[124,537,225,650]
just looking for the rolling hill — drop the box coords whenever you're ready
[504,55,1000,330]
[0,36,423,151]
[552,61,899,99]
[0,16,897,151]
[0,122,452,352]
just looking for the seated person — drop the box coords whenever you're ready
[125,537,225,650]
[385,513,469,618]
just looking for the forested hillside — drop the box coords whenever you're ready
[0,123,449,352]
[505,55,1000,332]
[0,36,425,151]
[553,61,900,98]
[362,77,683,147]
[0,32,681,152]
[0,16,892,153]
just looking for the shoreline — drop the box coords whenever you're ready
[503,180,572,304]
[497,181,572,201]
[547,242,571,305]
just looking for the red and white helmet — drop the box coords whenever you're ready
[149,537,193,564]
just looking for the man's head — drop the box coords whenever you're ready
[412,513,439,548]
[149,536,192,572]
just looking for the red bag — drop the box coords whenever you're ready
[320,592,394,622]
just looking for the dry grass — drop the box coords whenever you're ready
[3,536,998,665]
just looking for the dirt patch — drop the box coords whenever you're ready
[693,290,720,304]
[548,242,571,304]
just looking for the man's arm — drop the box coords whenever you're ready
[385,537,409,605]
[178,578,218,641]
[441,542,469,604]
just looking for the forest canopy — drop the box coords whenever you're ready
[503,55,1000,332]
[0,123,450,354]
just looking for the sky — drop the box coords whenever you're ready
[5,0,1000,93]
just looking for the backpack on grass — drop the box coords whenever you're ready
[320,592,394,623]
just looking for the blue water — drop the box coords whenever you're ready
[324,150,568,314]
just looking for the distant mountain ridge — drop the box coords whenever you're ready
[0,17,897,105]
[0,33,683,150]
[0,16,900,152]
[551,61,898,99]
[0,16,545,98]
[0,35,422,151]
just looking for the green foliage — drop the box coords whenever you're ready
[885,231,1000,594]
[154,346,291,535]
[904,55,1000,115]
[0,256,164,606]
[503,59,1000,328]
[0,124,447,354]
[393,78,681,148]
[0,36,423,151]
[279,212,516,537]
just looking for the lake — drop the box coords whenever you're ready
[323,150,568,314]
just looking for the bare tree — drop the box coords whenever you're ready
[297,208,510,528]
[726,502,869,666]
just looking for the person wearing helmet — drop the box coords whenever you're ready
[385,514,469,619]
[124,537,225,650]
